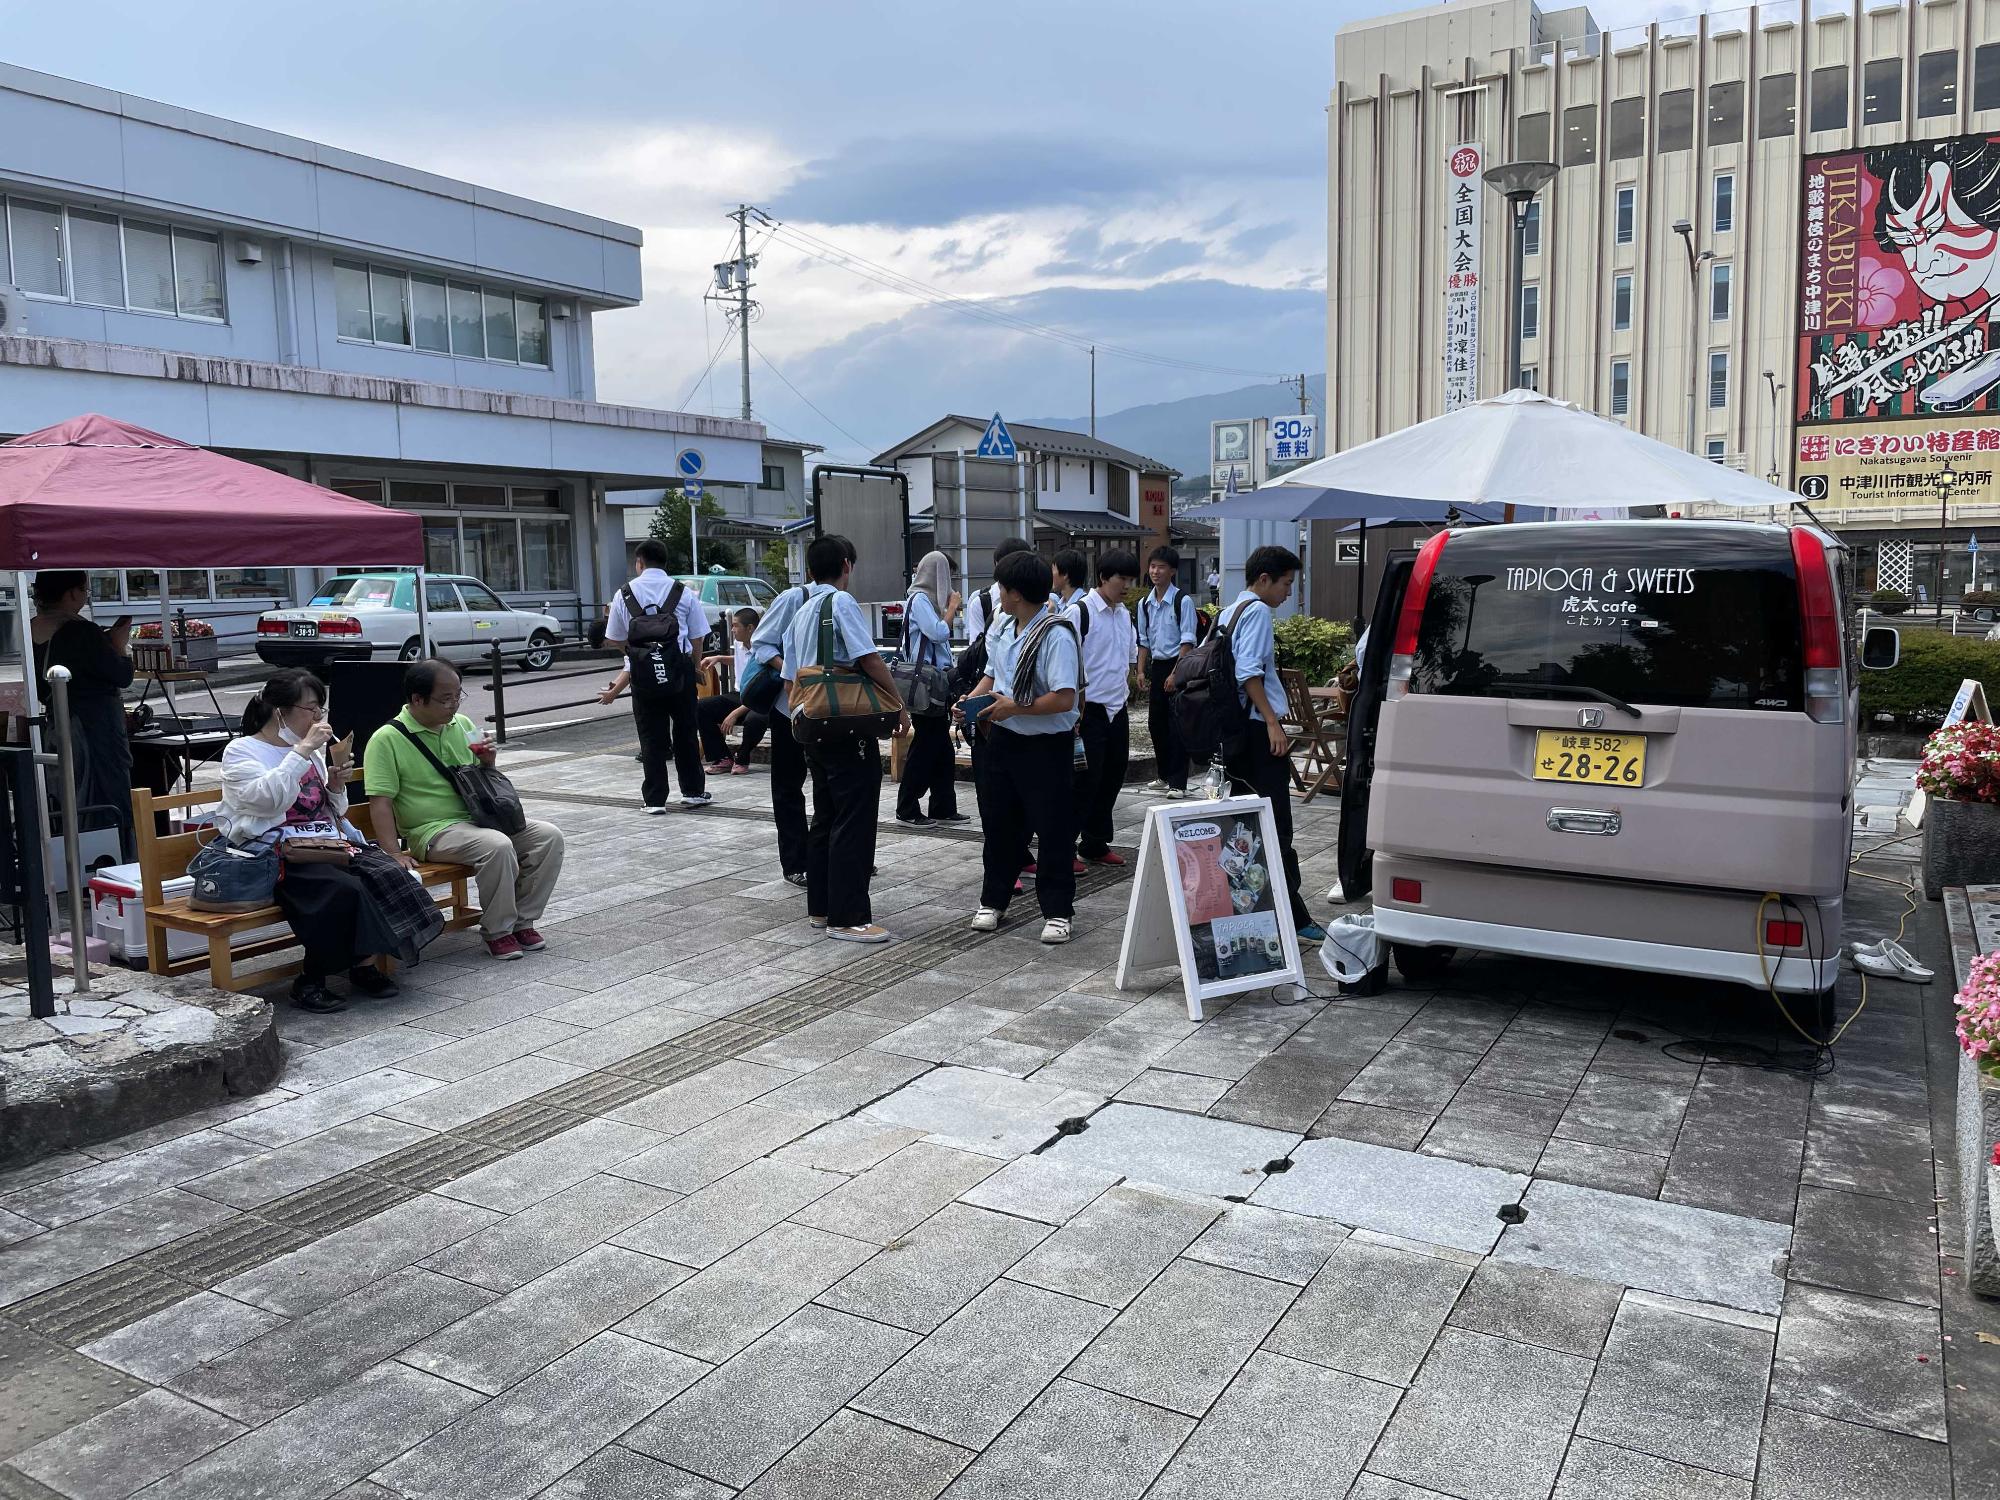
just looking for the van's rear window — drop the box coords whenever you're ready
[1408,530,1805,712]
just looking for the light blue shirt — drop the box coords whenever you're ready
[750,585,808,667]
[1138,586,1196,659]
[901,591,953,671]
[989,603,1081,737]
[1227,592,1286,723]
[783,583,877,677]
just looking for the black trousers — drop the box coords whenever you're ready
[979,729,1076,918]
[896,713,959,819]
[1077,702,1129,858]
[1147,658,1188,789]
[802,732,880,928]
[1225,726,1315,931]
[633,684,703,806]
[696,693,767,765]
[769,711,809,878]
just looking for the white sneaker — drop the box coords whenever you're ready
[642,804,667,816]
[1041,917,1073,945]
[970,907,1003,932]
[1143,779,1174,795]
[682,792,714,808]
[1163,787,1187,800]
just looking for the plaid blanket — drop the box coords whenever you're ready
[350,845,446,963]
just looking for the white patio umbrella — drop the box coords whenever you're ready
[1230,387,1797,514]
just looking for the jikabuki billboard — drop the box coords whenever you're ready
[1796,134,2000,509]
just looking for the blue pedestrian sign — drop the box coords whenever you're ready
[1972,534,1981,553]
[975,413,1017,459]
[683,478,705,499]
[676,447,705,479]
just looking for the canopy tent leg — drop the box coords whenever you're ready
[45,667,90,995]
[415,566,430,658]
[15,571,61,1013]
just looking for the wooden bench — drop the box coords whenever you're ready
[131,786,480,992]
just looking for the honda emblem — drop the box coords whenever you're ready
[1577,706,1605,729]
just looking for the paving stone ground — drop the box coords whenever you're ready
[1,743,1992,1499]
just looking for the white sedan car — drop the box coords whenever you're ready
[256,573,562,671]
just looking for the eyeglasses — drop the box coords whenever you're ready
[290,702,328,719]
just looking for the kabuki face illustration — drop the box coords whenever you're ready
[1873,141,2000,306]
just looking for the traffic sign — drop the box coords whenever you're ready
[975,413,1017,459]
[676,448,706,479]
[683,478,705,499]
[1972,534,1981,553]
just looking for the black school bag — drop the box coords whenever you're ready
[623,581,694,698]
[1168,599,1255,760]
[948,584,1004,699]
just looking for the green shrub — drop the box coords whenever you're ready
[1872,588,1911,616]
[1274,615,1354,685]
[1963,590,2000,611]
[1860,630,2000,725]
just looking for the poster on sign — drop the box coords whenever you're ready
[1443,142,1484,412]
[1115,795,1305,1020]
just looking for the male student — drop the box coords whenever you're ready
[1052,548,1090,627]
[1136,545,1197,797]
[1077,550,1139,866]
[783,533,909,944]
[1224,544,1323,942]
[963,535,1033,645]
[695,607,765,774]
[598,538,712,811]
[748,542,853,885]
[966,550,1082,945]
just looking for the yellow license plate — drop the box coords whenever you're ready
[1532,730,1646,787]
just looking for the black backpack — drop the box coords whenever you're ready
[948,584,1004,699]
[1168,599,1254,759]
[622,580,693,698]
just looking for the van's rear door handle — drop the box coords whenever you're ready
[1548,807,1621,836]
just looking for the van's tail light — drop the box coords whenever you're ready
[1387,532,1451,702]
[1765,918,1805,948]
[1391,877,1423,904]
[318,616,364,637]
[255,617,286,636]
[1790,527,1843,724]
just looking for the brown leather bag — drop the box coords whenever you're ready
[281,835,354,867]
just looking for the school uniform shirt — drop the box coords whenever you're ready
[1138,585,1197,660]
[963,582,1004,644]
[782,583,879,698]
[988,604,1082,737]
[1228,591,1288,724]
[903,591,954,671]
[1056,588,1087,631]
[606,568,710,656]
[732,641,752,682]
[749,583,811,716]
[1080,591,1139,715]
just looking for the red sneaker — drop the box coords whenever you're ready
[485,934,523,961]
[512,927,547,952]
[1084,851,1127,867]
[1070,857,1087,875]
[1023,862,1038,875]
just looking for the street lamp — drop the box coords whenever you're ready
[1483,159,1558,392]
[1672,219,1715,455]
[1938,466,1961,618]
[1763,369,1785,491]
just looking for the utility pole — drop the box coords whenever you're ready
[734,205,753,421]
[1089,346,1096,437]
[1295,373,1309,415]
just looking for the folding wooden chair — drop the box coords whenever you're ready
[1278,667,1344,803]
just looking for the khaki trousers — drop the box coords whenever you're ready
[425,818,566,938]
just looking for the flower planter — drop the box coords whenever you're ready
[1960,1054,2000,1297]
[1924,798,2000,900]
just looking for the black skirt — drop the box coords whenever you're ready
[274,848,443,976]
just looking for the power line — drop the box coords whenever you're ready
[678,322,737,412]
[749,341,879,456]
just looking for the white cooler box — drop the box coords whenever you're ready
[89,862,291,965]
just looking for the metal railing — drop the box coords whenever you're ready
[476,642,622,745]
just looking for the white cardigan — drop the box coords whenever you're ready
[212,736,352,843]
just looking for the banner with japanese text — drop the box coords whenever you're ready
[1796,134,2000,507]
[1444,143,1483,412]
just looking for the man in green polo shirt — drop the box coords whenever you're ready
[364,660,565,961]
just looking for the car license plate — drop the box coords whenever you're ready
[1532,730,1645,787]
[290,621,318,639]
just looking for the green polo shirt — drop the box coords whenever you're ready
[363,708,474,859]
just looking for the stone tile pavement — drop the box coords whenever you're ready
[0,745,1992,1498]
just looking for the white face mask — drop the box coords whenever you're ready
[277,723,302,746]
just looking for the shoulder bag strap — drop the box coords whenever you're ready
[392,720,461,782]
[816,593,838,672]
[620,582,642,615]
[1224,600,1256,637]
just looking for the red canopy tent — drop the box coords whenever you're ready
[0,414,421,567]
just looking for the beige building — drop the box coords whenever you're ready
[1329,0,2000,602]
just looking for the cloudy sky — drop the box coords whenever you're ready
[11,0,1676,461]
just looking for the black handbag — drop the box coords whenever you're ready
[890,592,953,718]
[393,723,527,836]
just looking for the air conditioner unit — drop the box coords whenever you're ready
[0,285,26,336]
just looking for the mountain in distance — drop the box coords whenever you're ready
[1026,374,1326,487]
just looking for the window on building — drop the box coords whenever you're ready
[1863,58,1903,125]
[1613,272,1633,331]
[329,479,384,504]
[8,200,64,297]
[173,230,224,321]
[1919,49,1959,117]
[1520,365,1539,391]
[125,222,176,314]
[337,262,550,366]
[1711,261,1733,321]
[1708,80,1745,145]
[520,518,573,593]
[1518,111,1552,162]
[759,465,785,491]
[1714,174,1735,234]
[1609,97,1646,160]
[1659,89,1695,151]
[1811,64,1849,131]
[390,481,450,509]
[1611,359,1632,417]
[1522,200,1542,257]
[1977,43,2000,112]
[1615,186,1636,245]
[1521,284,1540,341]
[213,569,287,599]
[1759,73,1797,137]
[452,484,507,509]
[511,486,561,509]
[1709,350,1730,409]
[66,210,123,308]
[462,519,522,592]
[1562,104,1598,167]
[1706,438,1727,462]
[4,198,225,320]
[1089,460,1096,495]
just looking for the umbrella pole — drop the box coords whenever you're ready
[1354,520,1368,635]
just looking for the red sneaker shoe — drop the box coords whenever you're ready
[485,934,523,961]
[1070,857,1087,875]
[1023,862,1038,875]
[512,927,546,952]
[1084,851,1127,867]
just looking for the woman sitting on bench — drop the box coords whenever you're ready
[215,670,443,1013]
